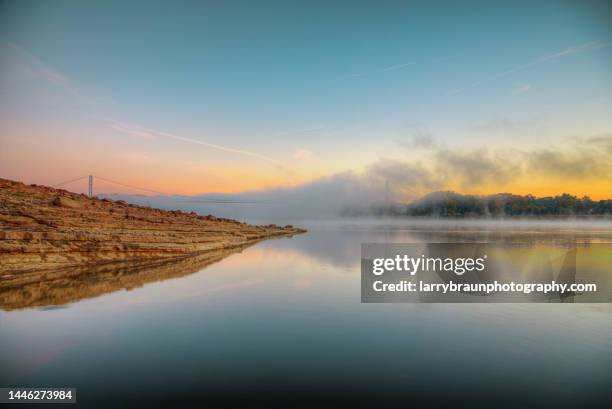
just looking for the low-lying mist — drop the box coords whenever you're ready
[102,134,612,223]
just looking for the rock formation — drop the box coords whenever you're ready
[0,178,305,290]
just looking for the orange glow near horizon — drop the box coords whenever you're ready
[442,178,612,201]
[1,170,611,201]
[1,122,611,200]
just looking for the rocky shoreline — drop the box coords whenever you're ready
[0,178,305,285]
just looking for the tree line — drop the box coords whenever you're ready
[402,192,612,217]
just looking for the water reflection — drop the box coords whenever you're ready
[0,219,611,407]
[0,243,257,311]
[3,219,612,310]
[264,218,612,268]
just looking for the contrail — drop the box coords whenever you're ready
[381,62,416,72]
[156,130,283,166]
[2,43,286,169]
[447,60,539,96]
[447,40,607,96]
[107,119,285,168]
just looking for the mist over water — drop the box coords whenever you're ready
[103,190,612,226]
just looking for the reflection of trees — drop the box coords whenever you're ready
[282,221,608,270]
[0,244,256,311]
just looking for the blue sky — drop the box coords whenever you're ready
[1,0,611,197]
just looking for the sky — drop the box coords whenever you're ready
[1,0,612,200]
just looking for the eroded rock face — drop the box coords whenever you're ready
[52,196,81,209]
[0,178,305,279]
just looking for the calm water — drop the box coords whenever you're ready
[1,219,612,408]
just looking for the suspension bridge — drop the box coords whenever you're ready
[50,175,263,204]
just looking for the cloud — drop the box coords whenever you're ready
[518,133,612,180]
[447,61,537,96]
[158,130,284,167]
[470,116,542,134]
[511,84,531,96]
[108,118,285,167]
[109,120,155,139]
[344,55,450,79]
[435,148,520,186]
[381,62,416,72]
[293,149,314,160]
[108,131,612,220]
[579,133,612,155]
[233,133,612,210]
[343,72,367,79]
[366,158,442,199]
[448,40,607,96]
[399,131,438,150]
[1,43,287,169]
[540,40,608,61]
[207,147,522,212]
[1,42,96,104]
[525,147,612,179]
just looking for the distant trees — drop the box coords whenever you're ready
[404,191,612,217]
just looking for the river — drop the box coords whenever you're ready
[1,219,611,407]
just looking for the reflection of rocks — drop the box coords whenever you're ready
[0,243,256,310]
[0,178,305,274]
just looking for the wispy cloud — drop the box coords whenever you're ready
[1,42,96,104]
[158,130,283,166]
[398,130,438,150]
[343,56,455,79]
[109,119,284,167]
[2,43,286,168]
[511,84,531,96]
[381,62,417,72]
[293,148,314,160]
[448,61,537,96]
[470,116,542,133]
[343,72,368,79]
[109,120,155,139]
[540,40,607,61]
[447,40,607,96]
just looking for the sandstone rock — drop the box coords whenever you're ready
[52,196,81,209]
[0,177,305,277]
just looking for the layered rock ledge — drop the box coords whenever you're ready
[0,178,305,288]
